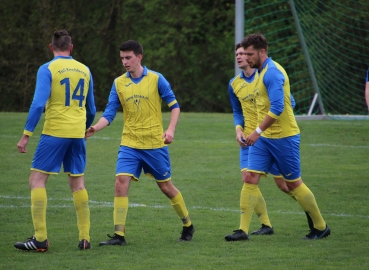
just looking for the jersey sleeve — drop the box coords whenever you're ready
[263,68,285,118]
[101,80,122,124]
[157,74,179,110]
[290,93,296,109]
[85,70,96,129]
[228,81,244,129]
[23,64,52,136]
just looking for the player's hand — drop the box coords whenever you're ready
[236,129,247,147]
[162,128,174,144]
[245,131,260,146]
[17,135,29,153]
[85,126,97,138]
[236,132,247,147]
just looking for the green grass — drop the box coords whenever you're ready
[1,112,369,269]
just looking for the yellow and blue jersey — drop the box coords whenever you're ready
[366,68,369,82]
[228,69,296,137]
[24,56,96,138]
[228,69,258,136]
[254,57,299,138]
[102,66,179,149]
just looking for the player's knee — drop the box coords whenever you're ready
[245,172,259,184]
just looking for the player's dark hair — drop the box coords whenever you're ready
[119,40,143,56]
[235,43,242,50]
[241,32,268,51]
[52,30,72,51]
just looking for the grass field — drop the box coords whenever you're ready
[1,112,368,269]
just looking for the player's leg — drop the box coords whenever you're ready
[225,139,271,241]
[142,147,194,241]
[99,146,140,246]
[250,170,274,235]
[14,170,50,251]
[65,138,91,249]
[29,172,49,246]
[242,146,273,233]
[14,135,65,251]
[69,175,91,249]
[156,180,194,241]
[287,179,330,239]
[273,134,330,239]
[272,175,314,231]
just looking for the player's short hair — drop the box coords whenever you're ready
[52,30,72,52]
[241,33,268,51]
[119,40,143,56]
[235,43,242,50]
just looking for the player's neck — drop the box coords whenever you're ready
[54,51,71,57]
[130,66,144,78]
[243,67,255,77]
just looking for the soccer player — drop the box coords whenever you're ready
[226,33,330,241]
[225,44,313,241]
[14,30,96,251]
[86,40,194,246]
[365,68,369,113]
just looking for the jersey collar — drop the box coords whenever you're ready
[126,66,148,78]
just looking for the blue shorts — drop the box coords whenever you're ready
[247,134,301,181]
[240,145,282,178]
[116,146,171,182]
[32,134,86,176]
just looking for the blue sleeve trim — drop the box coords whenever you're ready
[228,80,244,128]
[85,71,96,129]
[101,80,121,124]
[24,64,52,132]
[157,72,179,107]
[263,67,285,116]
[169,103,180,110]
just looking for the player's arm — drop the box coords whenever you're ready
[17,65,51,153]
[164,107,180,144]
[228,82,246,147]
[158,74,180,144]
[365,68,369,114]
[246,69,285,145]
[86,80,120,137]
[85,71,96,130]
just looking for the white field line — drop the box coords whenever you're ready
[1,195,368,219]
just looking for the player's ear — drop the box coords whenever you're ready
[69,44,73,54]
[49,44,53,53]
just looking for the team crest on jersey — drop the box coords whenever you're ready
[134,99,140,107]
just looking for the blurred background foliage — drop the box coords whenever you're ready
[1,0,368,114]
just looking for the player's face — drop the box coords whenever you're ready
[244,45,262,70]
[235,47,249,69]
[120,51,142,74]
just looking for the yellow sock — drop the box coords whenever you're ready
[239,183,261,234]
[73,189,90,242]
[169,192,191,227]
[290,183,326,230]
[31,188,47,241]
[254,196,272,228]
[114,197,128,236]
